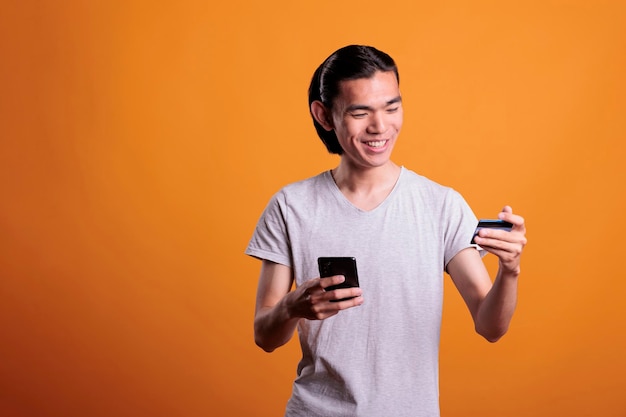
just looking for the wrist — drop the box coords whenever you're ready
[498,262,521,279]
[281,291,299,321]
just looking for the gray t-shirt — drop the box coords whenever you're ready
[246,167,478,417]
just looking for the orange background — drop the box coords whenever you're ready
[1,1,625,416]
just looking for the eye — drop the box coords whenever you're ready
[386,107,399,113]
[350,112,368,119]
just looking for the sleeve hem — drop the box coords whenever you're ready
[245,247,292,268]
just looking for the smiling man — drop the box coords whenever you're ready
[246,45,527,417]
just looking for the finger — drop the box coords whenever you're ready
[329,287,363,302]
[478,226,512,240]
[475,227,527,251]
[477,226,527,245]
[305,288,364,320]
[299,277,325,302]
[475,234,514,251]
[329,293,364,307]
[498,210,525,231]
[479,237,524,262]
[319,274,345,290]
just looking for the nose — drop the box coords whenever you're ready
[367,111,386,134]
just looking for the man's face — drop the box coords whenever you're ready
[330,71,403,170]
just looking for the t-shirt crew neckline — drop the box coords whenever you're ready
[323,166,405,214]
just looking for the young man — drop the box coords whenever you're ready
[246,45,527,417]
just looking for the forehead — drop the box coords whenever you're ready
[334,71,400,107]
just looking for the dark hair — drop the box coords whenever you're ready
[308,45,399,154]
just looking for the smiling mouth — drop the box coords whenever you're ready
[365,140,387,148]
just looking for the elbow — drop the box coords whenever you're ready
[483,334,503,343]
[253,307,296,352]
[257,344,276,353]
[254,326,273,352]
[254,323,282,353]
[476,324,508,343]
[255,335,277,353]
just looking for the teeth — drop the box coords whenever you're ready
[366,140,386,148]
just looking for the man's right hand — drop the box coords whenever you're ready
[286,275,364,321]
[254,261,363,352]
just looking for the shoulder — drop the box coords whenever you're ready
[399,167,460,200]
[280,171,328,194]
[271,171,329,202]
[398,167,473,219]
[264,171,330,211]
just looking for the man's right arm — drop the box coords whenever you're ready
[254,260,300,352]
[254,260,364,352]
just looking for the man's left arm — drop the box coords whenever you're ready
[447,206,527,342]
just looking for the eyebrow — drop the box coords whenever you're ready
[345,96,402,112]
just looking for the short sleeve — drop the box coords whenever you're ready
[245,191,293,267]
[442,189,481,269]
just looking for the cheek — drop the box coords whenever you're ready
[330,110,346,129]
[335,118,361,137]
[392,113,404,131]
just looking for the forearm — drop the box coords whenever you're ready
[254,295,300,352]
[475,267,519,342]
[253,261,362,351]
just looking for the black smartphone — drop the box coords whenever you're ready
[317,257,360,302]
[470,219,514,244]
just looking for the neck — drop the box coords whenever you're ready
[330,161,401,211]
[332,160,400,192]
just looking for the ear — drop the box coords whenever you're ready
[310,101,334,131]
